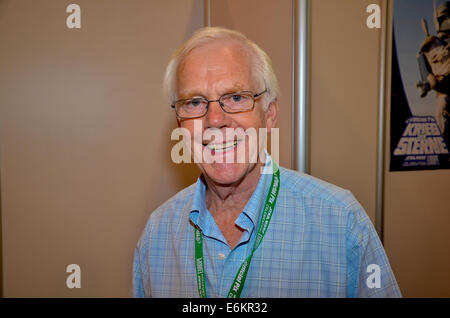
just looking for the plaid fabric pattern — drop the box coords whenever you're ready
[133,159,401,298]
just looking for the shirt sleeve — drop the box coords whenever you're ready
[133,246,146,298]
[345,198,402,298]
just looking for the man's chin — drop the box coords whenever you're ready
[198,162,255,186]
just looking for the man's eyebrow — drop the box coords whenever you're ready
[177,84,250,100]
[221,87,248,95]
[222,83,247,93]
[177,91,205,100]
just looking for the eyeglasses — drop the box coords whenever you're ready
[171,89,267,119]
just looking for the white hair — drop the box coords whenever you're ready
[163,27,279,111]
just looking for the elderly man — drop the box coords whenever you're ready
[133,27,401,298]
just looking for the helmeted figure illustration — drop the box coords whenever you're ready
[416,1,450,147]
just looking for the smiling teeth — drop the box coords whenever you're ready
[207,140,238,151]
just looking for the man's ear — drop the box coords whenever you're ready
[265,99,279,133]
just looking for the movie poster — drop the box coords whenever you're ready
[390,0,450,171]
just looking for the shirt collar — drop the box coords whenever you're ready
[239,156,273,229]
[189,175,208,226]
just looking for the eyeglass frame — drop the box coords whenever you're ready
[171,89,267,119]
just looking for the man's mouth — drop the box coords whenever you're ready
[203,140,239,153]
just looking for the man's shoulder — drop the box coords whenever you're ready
[137,182,198,248]
[278,166,362,212]
[150,182,197,220]
[139,182,197,236]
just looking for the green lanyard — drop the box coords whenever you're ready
[194,162,280,298]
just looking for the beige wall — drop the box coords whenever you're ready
[1,0,449,298]
[0,0,203,297]
[383,1,450,297]
[309,0,382,223]
[210,0,293,169]
[0,0,294,297]
[310,0,450,297]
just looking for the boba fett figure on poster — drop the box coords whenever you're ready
[416,1,450,148]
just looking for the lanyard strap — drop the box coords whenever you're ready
[194,162,280,298]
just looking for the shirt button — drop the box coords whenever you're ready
[218,253,225,260]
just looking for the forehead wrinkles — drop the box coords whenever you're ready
[177,41,255,94]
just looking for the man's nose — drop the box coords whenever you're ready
[204,100,229,128]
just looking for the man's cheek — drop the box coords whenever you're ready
[191,138,203,163]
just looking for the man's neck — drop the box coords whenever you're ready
[203,162,264,249]
[204,162,263,218]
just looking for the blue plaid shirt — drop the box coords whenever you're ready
[133,159,401,298]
